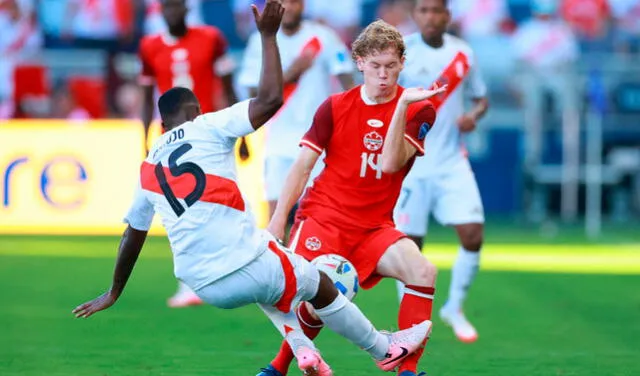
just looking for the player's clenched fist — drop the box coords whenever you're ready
[252,0,285,37]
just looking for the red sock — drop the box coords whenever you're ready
[271,303,324,375]
[398,285,435,374]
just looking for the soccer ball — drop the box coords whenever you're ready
[311,254,359,301]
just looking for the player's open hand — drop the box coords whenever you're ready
[401,84,448,104]
[72,291,117,318]
[252,0,284,37]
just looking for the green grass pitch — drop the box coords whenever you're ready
[1,223,639,375]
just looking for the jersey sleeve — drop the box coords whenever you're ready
[237,32,262,89]
[300,97,333,154]
[123,180,155,231]
[138,38,155,86]
[200,99,253,139]
[321,28,354,76]
[405,101,436,156]
[465,51,488,99]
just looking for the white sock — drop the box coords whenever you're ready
[445,246,480,312]
[258,303,316,355]
[314,294,389,360]
[177,281,193,295]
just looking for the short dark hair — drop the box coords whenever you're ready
[158,87,198,121]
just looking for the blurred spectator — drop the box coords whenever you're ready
[0,0,41,115]
[12,64,50,118]
[511,1,579,70]
[144,0,203,35]
[609,0,640,54]
[511,0,580,170]
[304,0,362,42]
[50,82,91,120]
[560,0,611,52]
[449,0,513,39]
[233,0,265,41]
[377,0,418,36]
[115,82,143,119]
[61,0,135,49]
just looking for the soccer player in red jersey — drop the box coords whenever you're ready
[138,0,240,308]
[257,20,447,376]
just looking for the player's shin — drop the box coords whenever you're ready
[312,293,389,360]
[398,285,436,373]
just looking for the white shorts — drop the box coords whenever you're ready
[394,159,484,237]
[194,238,320,312]
[264,155,324,201]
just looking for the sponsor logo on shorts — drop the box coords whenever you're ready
[364,131,383,151]
[367,119,384,128]
[305,237,322,251]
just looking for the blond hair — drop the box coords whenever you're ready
[351,20,405,61]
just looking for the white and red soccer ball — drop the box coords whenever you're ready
[311,254,359,301]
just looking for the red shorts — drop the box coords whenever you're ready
[288,215,406,290]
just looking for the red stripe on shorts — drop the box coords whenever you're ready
[268,241,298,313]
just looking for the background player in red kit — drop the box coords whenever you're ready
[258,20,447,376]
[138,0,240,308]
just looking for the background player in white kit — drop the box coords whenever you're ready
[238,0,355,218]
[72,2,430,374]
[394,0,489,343]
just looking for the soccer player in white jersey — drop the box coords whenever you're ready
[394,0,489,343]
[238,0,355,219]
[72,2,430,375]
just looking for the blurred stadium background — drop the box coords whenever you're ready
[0,0,639,375]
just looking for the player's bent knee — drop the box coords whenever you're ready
[403,258,437,287]
[462,230,483,251]
[457,223,484,252]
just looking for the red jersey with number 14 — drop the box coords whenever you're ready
[139,26,228,113]
[298,85,436,229]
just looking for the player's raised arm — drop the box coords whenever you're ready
[247,0,285,130]
[381,85,446,174]
[72,225,148,318]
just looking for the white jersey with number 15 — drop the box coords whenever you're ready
[123,100,267,291]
